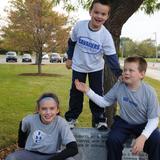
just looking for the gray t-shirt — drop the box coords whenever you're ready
[71,20,116,73]
[104,81,160,124]
[21,114,76,154]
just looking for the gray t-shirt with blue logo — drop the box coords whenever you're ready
[104,81,160,124]
[71,20,116,73]
[21,114,76,154]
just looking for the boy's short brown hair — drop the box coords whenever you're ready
[89,0,111,12]
[124,56,147,72]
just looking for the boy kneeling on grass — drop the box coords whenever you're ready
[75,55,160,160]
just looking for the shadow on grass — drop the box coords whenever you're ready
[18,73,63,77]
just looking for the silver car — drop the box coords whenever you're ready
[22,54,32,62]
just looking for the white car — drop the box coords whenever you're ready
[22,53,32,62]
[42,53,49,60]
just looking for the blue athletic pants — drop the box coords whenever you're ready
[65,70,105,125]
[106,116,160,160]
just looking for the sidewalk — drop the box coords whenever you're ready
[146,68,160,81]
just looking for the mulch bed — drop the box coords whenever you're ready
[0,144,18,160]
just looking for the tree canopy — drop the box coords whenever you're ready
[0,0,70,73]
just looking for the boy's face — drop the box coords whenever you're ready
[38,99,59,124]
[122,62,145,86]
[89,3,110,30]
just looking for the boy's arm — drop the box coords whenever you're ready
[67,38,76,60]
[132,117,159,155]
[86,89,113,108]
[104,54,122,78]
[48,141,78,160]
[141,117,159,139]
[66,38,76,69]
[18,121,28,148]
[75,79,112,108]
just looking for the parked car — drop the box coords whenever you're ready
[22,53,32,62]
[50,53,61,63]
[6,51,17,62]
[62,53,68,62]
[42,53,49,60]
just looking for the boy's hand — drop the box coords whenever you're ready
[66,59,72,69]
[75,79,89,93]
[117,75,123,82]
[132,134,147,155]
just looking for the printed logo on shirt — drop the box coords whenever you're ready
[123,97,138,108]
[32,130,46,144]
[77,36,102,54]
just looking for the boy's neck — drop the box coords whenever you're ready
[88,21,101,31]
[126,81,142,91]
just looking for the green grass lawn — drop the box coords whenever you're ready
[0,64,92,148]
[0,64,159,148]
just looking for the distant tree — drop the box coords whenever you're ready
[54,27,71,54]
[121,38,155,58]
[1,0,70,73]
[120,37,137,57]
[138,39,155,57]
[158,44,160,55]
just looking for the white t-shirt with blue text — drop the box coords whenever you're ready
[71,20,116,73]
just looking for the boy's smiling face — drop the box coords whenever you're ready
[89,3,110,30]
[122,62,145,89]
[38,99,59,124]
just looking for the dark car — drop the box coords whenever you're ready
[6,51,17,62]
[22,54,32,62]
[50,53,61,63]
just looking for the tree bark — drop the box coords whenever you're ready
[38,51,42,74]
[103,0,144,127]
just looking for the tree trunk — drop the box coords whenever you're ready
[103,0,144,127]
[37,50,42,74]
[38,63,42,74]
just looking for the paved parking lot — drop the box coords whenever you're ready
[0,55,64,64]
[1,55,160,81]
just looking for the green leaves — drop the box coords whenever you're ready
[141,0,160,14]
[1,0,70,54]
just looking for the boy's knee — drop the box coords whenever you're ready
[149,130,160,146]
[150,130,160,143]
[106,134,118,146]
[5,153,17,160]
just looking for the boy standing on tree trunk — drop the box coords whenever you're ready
[65,0,122,129]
